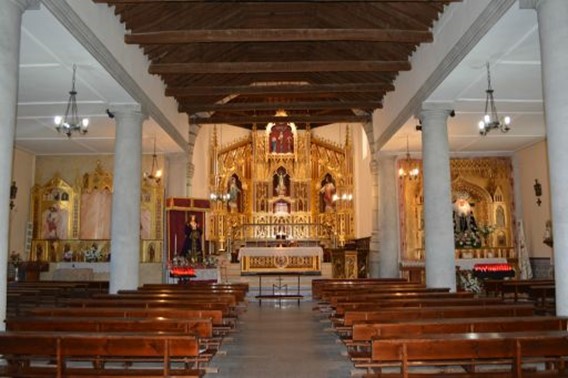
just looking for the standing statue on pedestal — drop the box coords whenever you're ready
[182,214,202,261]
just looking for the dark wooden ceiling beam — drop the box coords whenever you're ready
[180,100,382,112]
[149,60,411,74]
[166,82,394,96]
[191,114,371,124]
[96,0,459,3]
[126,28,432,44]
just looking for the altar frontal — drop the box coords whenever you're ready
[239,246,323,275]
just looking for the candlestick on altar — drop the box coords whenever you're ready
[174,234,178,255]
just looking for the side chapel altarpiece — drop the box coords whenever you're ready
[29,162,164,264]
[208,121,355,255]
[399,157,515,262]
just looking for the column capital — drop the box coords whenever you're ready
[108,103,148,120]
[519,0,543,10]
[187,162,195,178]
[7,0,39,12]
[419,102,454,119]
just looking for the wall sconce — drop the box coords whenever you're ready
[533,179,542,206]
[10,181,17,210]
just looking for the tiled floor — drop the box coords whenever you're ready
[211,300,352,377]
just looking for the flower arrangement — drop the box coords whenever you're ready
[454,230,481,248]
[9,251,21,268]
[478,224,496,237]
[170,255,218,270]
[456,269,482,293]
[84,245,102,262]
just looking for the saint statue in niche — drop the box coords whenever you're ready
[273,167,290,197]
[320,173,336,213]
[452,194,478,234]
[182,214,202,260]
[227,175,242,213]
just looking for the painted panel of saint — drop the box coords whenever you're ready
[80,189,112,239]
[42,204,69,239]
[269,123,294,153]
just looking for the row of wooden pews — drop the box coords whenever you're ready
[313,278,568,377]
[1,280,248,377]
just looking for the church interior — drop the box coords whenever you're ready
[2,0,568,376]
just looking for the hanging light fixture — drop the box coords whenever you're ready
[54,65,89,137]
[144,137,162,183]
[478,62,511,136]
[398,136,420,180]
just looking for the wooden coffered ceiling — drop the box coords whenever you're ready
[93,0,460,129]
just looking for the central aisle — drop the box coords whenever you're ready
[212,301,353,377]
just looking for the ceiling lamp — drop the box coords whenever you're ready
[144,137,162,183]
[54,65,89,137]
[398,136,420,180]
[478,62,511,136]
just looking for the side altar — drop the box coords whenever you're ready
[399,157,518,272]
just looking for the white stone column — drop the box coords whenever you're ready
[0,0,37,331]
[420,106,456,291]
[186,121,200,196]
[108,104,147,294]
[521,0,568,315]
[368,159,380,277]
[378,155,400,278]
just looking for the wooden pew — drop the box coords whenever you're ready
[367,330,568,377]
[6,316,219,361]
[528,284,556,314]
[342,304,535,327]
[347,316,568,365]
[320,287,450,303]
[329,291,474,308]
[6,316,213,338]
[28,307,225,326]
[60,298,234,317]
[334,297,504,317]
[91,293,239,307]
[312,278,408,299]
[499,279,555,302]
[0,331,203,378]
[118,289,246,303]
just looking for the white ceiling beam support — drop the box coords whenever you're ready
[41,0,188,152]
[373,0,517,151]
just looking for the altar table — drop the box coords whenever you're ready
[239,246,323,275]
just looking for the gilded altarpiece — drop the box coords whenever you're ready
[30,162,164,263]
[399,157,515,262]
[208,122,355,273]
